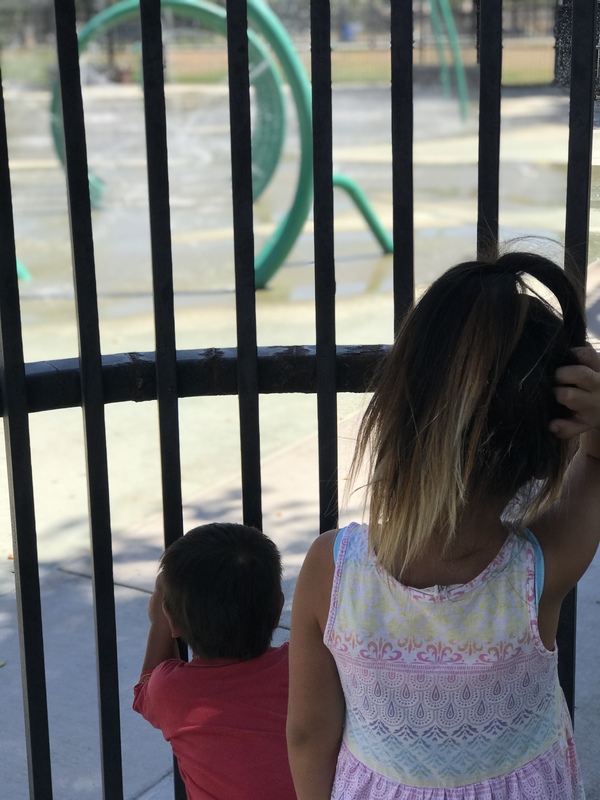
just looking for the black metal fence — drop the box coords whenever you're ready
[0,0,598,798]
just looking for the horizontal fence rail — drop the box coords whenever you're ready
[0,0,597,796]
[0,346,388,415]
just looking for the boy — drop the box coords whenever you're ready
[133,522,296,800]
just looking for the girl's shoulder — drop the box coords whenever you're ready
[297,529,338,631]
[298,524,370,633]
[306,528,338,562]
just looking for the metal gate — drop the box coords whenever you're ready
[0,0,597,798]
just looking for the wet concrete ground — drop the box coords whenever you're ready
[1,84,600,798]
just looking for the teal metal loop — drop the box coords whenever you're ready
[50,0,286,203]
[48,0,467,288]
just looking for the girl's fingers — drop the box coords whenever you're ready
[554,385,592,410]
[556,346,600,382]
[551,347,600,437]
[555,348,600,396]
[572,344,600,370]
[554,364,595,390]
[549,418,590,440]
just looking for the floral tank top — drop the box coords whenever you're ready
[324,523,584,799]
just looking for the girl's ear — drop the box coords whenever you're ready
[162,602,182,639]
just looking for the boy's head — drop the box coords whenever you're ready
[160,523,283,661]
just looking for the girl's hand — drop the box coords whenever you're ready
[550,345,600,440]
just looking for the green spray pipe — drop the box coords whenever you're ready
[247,1,395,286]
[49,0,310,288]
[16,259,31,281]
[50,0,287,206]
[432,0,469,122]
[245,0,314,288]
[49,0,394,289]
[332,174,393,253]
[428,0,451,100]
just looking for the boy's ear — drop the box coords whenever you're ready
[162,602,182,639]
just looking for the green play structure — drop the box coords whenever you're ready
[16,260,31,281]
[49,0,467,288]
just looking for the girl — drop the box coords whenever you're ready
[287,252,600,799]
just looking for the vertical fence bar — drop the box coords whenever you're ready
[476,0,503,259]
[564,0,597,287]
[225,0,262,530]
[53,1,123,796]
[559,0,598,722]
[138,3,187,796]
[310,0,338,533]
[140,0,183,550]
[390,0,415,328]
[0,72,54,800]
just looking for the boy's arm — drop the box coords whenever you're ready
[140,572,180,675]
[287,530,345,800]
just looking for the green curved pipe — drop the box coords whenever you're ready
[48,0,469,289]
[50,0,474,289]
[429,0,451,100]
[47,0,468,288]
[245,0,315,288]
[16,259,31,281]
[332,174,393,254]
[50,0,286,204]
[249,0,469,284]
[431,0,469,122]
[49,0,396,289]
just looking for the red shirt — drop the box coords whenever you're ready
[133,644,295,800]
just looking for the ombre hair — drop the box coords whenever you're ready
[351,252,586,579]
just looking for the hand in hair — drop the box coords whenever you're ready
[550,345,600,455]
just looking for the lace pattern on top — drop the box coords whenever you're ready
[324,523,583,796]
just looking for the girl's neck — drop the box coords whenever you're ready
[399,496,509,589]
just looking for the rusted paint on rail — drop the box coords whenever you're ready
[0,345,389,415]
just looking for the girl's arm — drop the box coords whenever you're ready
[531,345,600,643]
[287,530,345,800]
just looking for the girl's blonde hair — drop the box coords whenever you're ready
[351,252,586,579]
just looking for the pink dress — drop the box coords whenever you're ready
[324,523,584,799]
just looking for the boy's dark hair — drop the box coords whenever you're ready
[160,523,283,661]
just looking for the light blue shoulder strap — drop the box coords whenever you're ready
[333,527,346,563]
[524,528,545,611]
